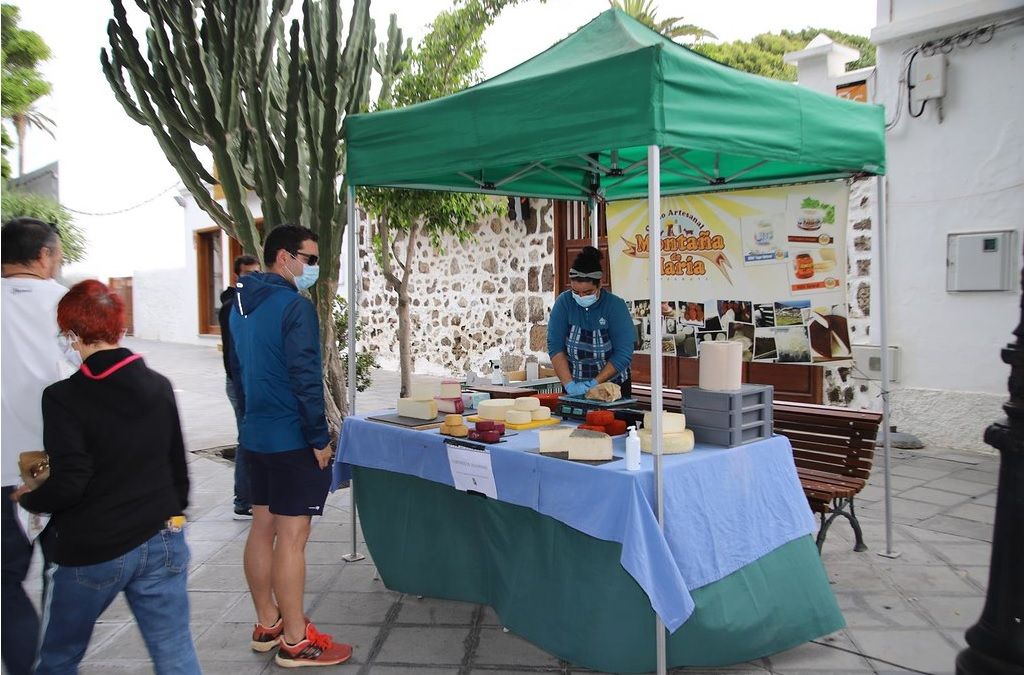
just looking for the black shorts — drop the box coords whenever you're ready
[248,447,332,516]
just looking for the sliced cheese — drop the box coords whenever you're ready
[477,398,517,421]
[506,409,533,425]
[439,380,462,399]
[642,411,687,434]
[397,398,438,420]
[566,428,613,461]
[531,406,551,421]
[513,396,540,412]
[538,426,573,453]
[638,428,694,454]
[444,414,464,426]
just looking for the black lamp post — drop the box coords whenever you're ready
[956,257,1024,674]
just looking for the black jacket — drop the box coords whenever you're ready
[20,348,189,566]
[219,286,237,377]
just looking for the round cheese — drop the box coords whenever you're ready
[513,396,540,412]
[477,398,516,421]
[447,425,469,438]
[444,414,464,426]
[531,406,551,421]
[505,409,533,425]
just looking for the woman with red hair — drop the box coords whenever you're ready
[15,280,199,674]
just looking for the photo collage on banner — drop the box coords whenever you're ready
[611,182,852,366]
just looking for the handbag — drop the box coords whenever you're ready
[18,450,50,490]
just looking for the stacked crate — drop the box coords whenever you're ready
[683,384,774,447]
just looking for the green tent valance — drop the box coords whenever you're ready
[345,9,885,200]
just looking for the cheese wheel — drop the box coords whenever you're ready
[480,430,501,443]
[439,380,462,399]
[586,410,615,426]
[505,409,532,425]
[477,398,516,421]
[444,414,464,426]
[435,397,465,414]
[447,425,469,438]
[566,428,613,460]
[638,428,695,454]
[513,397,540,412]
[493,422,506,435]
[643,411,687,434]
[439,423,454,435]
[605,419,628,436]
[397,398,438,420]
[531,406,551,421]
[475,420,495,432]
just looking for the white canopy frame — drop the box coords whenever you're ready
[340,162,896,674]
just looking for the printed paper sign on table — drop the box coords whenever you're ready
[608,182,852,364]
[445,443,498,499]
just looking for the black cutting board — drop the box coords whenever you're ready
[367,412,449,429]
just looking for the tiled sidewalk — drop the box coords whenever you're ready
[23,339,1002,674]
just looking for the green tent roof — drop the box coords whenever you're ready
[346,9,885,200]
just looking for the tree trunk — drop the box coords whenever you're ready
[397,286,413,398]
[315,274,348,441]
[14,114,26,177]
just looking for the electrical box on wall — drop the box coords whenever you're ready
[851,345,901,382]
[947,230,1017,292]
[910,53,946,104]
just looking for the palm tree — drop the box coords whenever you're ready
[11,105,54,176]
[609,0,716,43]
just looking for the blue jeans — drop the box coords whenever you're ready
[35,529,200,675]
[2,486,45,675]
[226,376,251,510]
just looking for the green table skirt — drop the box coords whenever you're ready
[354,466,844,673]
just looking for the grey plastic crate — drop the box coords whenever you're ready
[683,384,774,447]
[682,384,773,412]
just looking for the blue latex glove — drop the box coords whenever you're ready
[565,379,598,397]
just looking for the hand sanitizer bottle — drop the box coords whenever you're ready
[491,361,503,386]
[625,426,641,471]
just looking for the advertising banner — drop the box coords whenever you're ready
[607,182,851,364]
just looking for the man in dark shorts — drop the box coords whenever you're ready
[228,224,351,667]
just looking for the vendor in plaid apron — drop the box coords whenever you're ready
[547,246,635,398]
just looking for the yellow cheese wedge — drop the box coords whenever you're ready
[513,397,540,412]
[642,411,687,434]
[531,406,551,421]
[444,414,464,426]
[477,398,517,421]
[506,409,533,425]
[638,428,695,454]
[397,398,438,420]
[566,429,613,460]
[538,426,573,453]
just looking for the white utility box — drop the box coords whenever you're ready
[910,53,946,104]
[947,230,1018,292]
[851,345,901,382]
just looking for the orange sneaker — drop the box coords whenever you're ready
[274,623,353,668]
[251,616,284,652]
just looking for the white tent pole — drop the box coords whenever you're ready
[647,145,667,675]
[341,182,365,563]
[875,175,899,559]
[589,196,599,247]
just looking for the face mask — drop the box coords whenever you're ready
[58,331,82,368]
[573,292,598,308]
[294,264,320,291]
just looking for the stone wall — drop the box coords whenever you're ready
[357,200,556,377]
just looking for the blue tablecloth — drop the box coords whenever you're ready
[333,414,815,633]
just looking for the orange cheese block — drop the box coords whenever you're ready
[585,410,615,426]
[605,419,628,436]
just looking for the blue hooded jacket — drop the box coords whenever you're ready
[228,272,329,453]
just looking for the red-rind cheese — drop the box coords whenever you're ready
[493,422,506,435]
[585,410,615,426]
[578,424,607,433]
[480,430,501,443]
[475,420,495,432]
[533,393,562,407]
[605,420,627,436]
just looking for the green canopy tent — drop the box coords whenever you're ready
[341,9,890,674]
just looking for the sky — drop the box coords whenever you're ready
[8,0,876,280]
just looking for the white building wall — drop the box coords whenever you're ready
[872,0,1024,450]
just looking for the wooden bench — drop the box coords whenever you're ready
[631,385,884,552]
[772,401,883,552]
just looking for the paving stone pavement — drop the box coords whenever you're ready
[19,339,1004,674]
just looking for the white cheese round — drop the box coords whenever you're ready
[513,396,541,412]
[505,409,533,425]
[531,406,551,421]
[477,398,516,421]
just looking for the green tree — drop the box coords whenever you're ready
[333,295,378,392]
[609,0,714,42]
[0,189,87,263]
[1,3,54,179]
[358,0,537,397]
[100,0,405,423]
[692,28,875,80]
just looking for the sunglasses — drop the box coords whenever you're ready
[291,251,319,266]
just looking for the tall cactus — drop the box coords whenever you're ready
[101,0,406,422]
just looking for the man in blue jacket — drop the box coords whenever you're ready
[229,224,352,667]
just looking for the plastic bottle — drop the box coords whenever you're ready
[625,426,641,471]
[491,361,503,385]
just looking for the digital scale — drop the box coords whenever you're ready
[554,396,644,426]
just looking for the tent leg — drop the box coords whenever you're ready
[875,176,899,559]
[342,182,365,564]
[589,196,598,248]
[647,145,667,675]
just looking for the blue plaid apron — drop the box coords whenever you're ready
[565,324,630,384]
